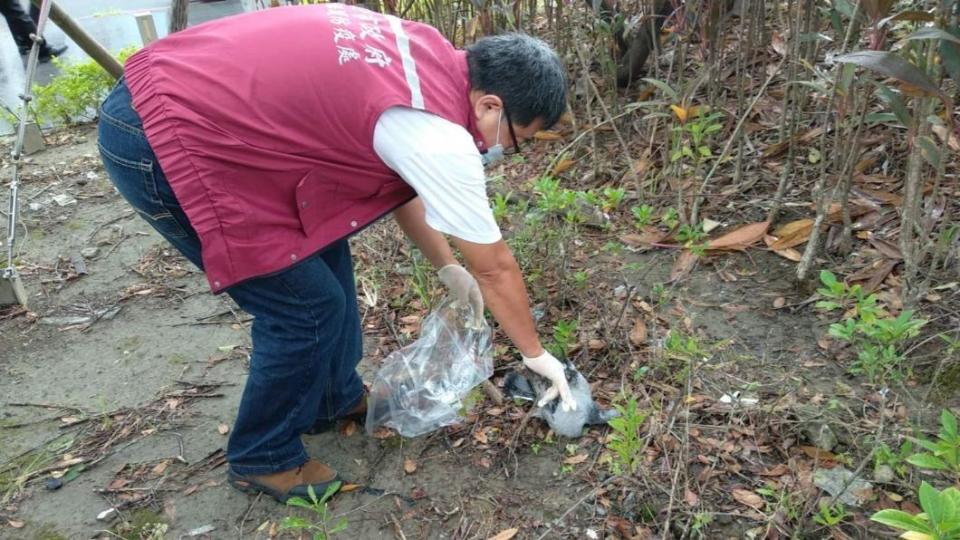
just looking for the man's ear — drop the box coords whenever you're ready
[472,93,503,119]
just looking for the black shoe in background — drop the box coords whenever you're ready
[37,44,67,63]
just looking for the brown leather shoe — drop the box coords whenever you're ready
[228,459,340,503]
[306,393,368,435]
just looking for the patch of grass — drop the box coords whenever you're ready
[31,524,68,540]
[111,509,168,540]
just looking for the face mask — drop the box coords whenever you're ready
[479,109,505,168]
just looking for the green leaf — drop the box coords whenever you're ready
[907,453,949,470]
[865,112,901,124]
[286,496,315,510]
[820,270,839,289]
[835,51,940,96]
[941,26,960,88]
[910,437,945,454]
[330,518,349,534]
[920,482,945,526]
[904,27,960,46]
[279,516,311,530]
[642,77,679,100]
[917,135,941,169]
[941,409,958,440]
[320,480,342,504]
[63,464,85,483]
[871,509,931,533]
[873,83,912,127]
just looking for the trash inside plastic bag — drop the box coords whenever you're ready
[365,296,492,437]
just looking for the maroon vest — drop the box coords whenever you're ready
[124,4,485,292]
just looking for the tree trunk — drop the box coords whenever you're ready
[583,0,676,87]
[170,0,189,34]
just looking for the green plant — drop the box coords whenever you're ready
[631,204,655,228]
[533,176,576,214]
[907,409,960,477]
[606,395,647,474]
[669,110,725,164]
[601,187,627,212]
[280,482,348,539]
[407,250,434,308]
[871,482,960,540]
[663,330,707,362]
[31,47,136,124]
[691,512,713,538]
[875,440,914,478]
[492,191,511,223]
[676,223,708,244]
[817,270,927,381]
[547,319,578,357]
[814,500,849,527]
[572,270,589,290]
[662,207,680,229]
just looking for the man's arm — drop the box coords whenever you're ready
[393,198,457,269]
[393,198,543,357]
[451,237,543,358]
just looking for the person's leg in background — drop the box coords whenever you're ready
[0,0,66,60]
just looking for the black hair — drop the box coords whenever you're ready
[466,33,567,129]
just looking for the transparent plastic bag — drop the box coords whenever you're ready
[365,296,492,437]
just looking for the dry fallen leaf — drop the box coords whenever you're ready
[769,218,814,250]
[487,527,519,540]
[759,464,791,477]
[773,297,786,309]
[621,229,667,248]
[588,339,607,351]
[152,460,170,476]
[8,519,25,529]
[670,104,689,123]
[732,488,765,510]
[799,445,841,461]
[629,319,648,346]
[339,420,357,437]
[684,488,700,506]
[670,250,698,282]
[564,454,589,465]
[773,247,803,262]
[403,458,417,474]
[474,429,489,445]
[534,130,563,141]
[217,423,230,435]
[552,158,576,175]
[708,221,770,250]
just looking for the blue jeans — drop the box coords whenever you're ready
[97,79,365,476]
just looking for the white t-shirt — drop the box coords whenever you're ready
[373,106,502,244]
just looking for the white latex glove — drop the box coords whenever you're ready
[437,264,484,328]
[522,350,577,412]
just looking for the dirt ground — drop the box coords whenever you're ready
[0,125,955,540]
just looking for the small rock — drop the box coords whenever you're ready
[813,466,873,507]
[613,285,628,299]
[80,247,99,258]
[803,422,838,451]
[96,508,118,522]
[44,477,63,491]
[873,464,895,483]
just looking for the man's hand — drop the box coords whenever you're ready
[522,350,577,412]
[438,264,484,327]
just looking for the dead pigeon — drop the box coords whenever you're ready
[504,360,619,437]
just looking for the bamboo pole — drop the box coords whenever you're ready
[29,0,123,80]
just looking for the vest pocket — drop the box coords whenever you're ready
[294,168,384,236]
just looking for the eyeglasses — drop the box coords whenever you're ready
[502,106,522,156]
